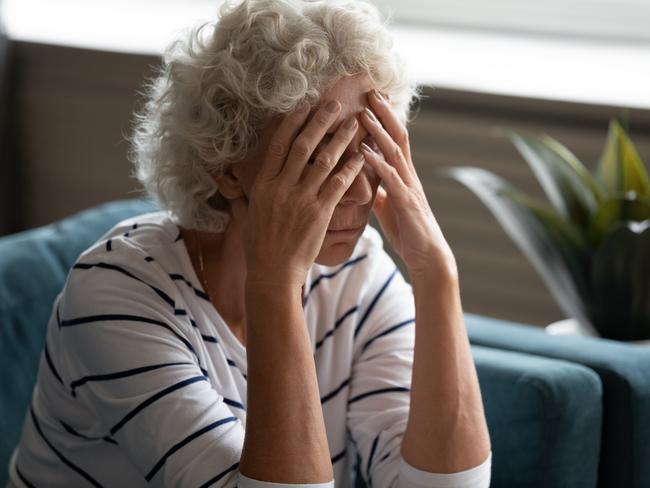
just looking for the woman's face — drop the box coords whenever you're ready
[223,73,382,267]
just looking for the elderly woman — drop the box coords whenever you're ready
[8,0,492,486]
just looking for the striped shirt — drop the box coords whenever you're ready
[7,210,491,487]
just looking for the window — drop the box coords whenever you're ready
[372,0,650,42]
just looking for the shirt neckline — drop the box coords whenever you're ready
[167,217,249,364]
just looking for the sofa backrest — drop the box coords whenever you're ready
[0,198,158,481]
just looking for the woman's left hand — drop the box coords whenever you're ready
[359,89,458,280]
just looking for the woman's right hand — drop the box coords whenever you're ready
[232,99,365,290]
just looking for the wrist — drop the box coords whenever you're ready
[408,247,459,285]
[244,277,303,300]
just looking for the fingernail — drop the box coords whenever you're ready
[326,100,340,113]
[364,107,377,123]
[360,141,372,153]
[344,116,357,130]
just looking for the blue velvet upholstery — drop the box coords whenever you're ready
[1,198,627,488]
[466,314,650,488]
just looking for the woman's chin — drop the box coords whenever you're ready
[315,237,360,267]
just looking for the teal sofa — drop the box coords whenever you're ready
[1,198,648,487]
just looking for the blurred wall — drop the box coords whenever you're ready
[4,40,650,327]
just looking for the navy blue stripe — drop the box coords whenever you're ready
[72,262,175,308]
[168,272,209,301]
[195,288,211,301]
[315,305,358,350]
[30,406,103,487]
[169,273,205,299]
[56,303,61,329]
[174,309,187,316]
[354,268,398,339]
[145,256,155,262]
[59,420,117,445]
[106,239,112,251]
[70,361,194,397]
[59,313,200,362]
[110,375,208,435]
[303,254,368,307]
[124,223,138,238]
[227,358,246,381]
[321,377,350,404]
[367,432,380,480]
[16,465,37,488]
[379,452,390,463]
[198,462,239,488]
[332,447,347,464]
[360,319,415,354]
[145,416,238,481]
[223,398,245,410]
[348,387,410,405]
[175,230,183,242]
[44,342,64,385]
[202,334,218,343]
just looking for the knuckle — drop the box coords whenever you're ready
[314,153,332,171]
[393,145,403,162]
[269,140,286,157]
[292,138,311,159]
[396,127,409,145]
[331,173,347,189]
[316,112,331,125]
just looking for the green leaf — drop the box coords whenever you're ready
[498,187,592,313]
[596,119,650,198]
[494,127,599,231]
[591,220,650,340]
[588,195,650,245]
[540,134,605,204]
[434,165,596,334]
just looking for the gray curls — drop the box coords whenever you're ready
[128,0,421,233]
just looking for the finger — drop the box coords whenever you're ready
[258,101,311,180]
[302,114,358,194]
[318,151,365,208]
[360,106,415,186]
[368,89,412,162]
[281,99,341,185]
[360,141,408,198]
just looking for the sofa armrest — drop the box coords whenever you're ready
[465,312,650,488]
[472,345,601,488]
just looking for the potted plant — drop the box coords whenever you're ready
[434,118,650,342]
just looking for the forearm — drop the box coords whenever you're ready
[239,282,333,483]
[400,267,491,473]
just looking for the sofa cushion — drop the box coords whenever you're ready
[0,198,157,475]
[466,312,650,488]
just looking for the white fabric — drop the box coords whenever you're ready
[7,210,491,487]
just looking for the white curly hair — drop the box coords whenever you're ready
[128,0,421,234]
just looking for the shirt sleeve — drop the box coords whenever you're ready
[347,241,492,488]
[58,244,334,488]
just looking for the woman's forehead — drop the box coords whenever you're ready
[311,74,374,132]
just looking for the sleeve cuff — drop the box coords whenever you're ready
[398,451,492,488]
[238,473,335,488]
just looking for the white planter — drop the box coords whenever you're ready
[545,318,650,346]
